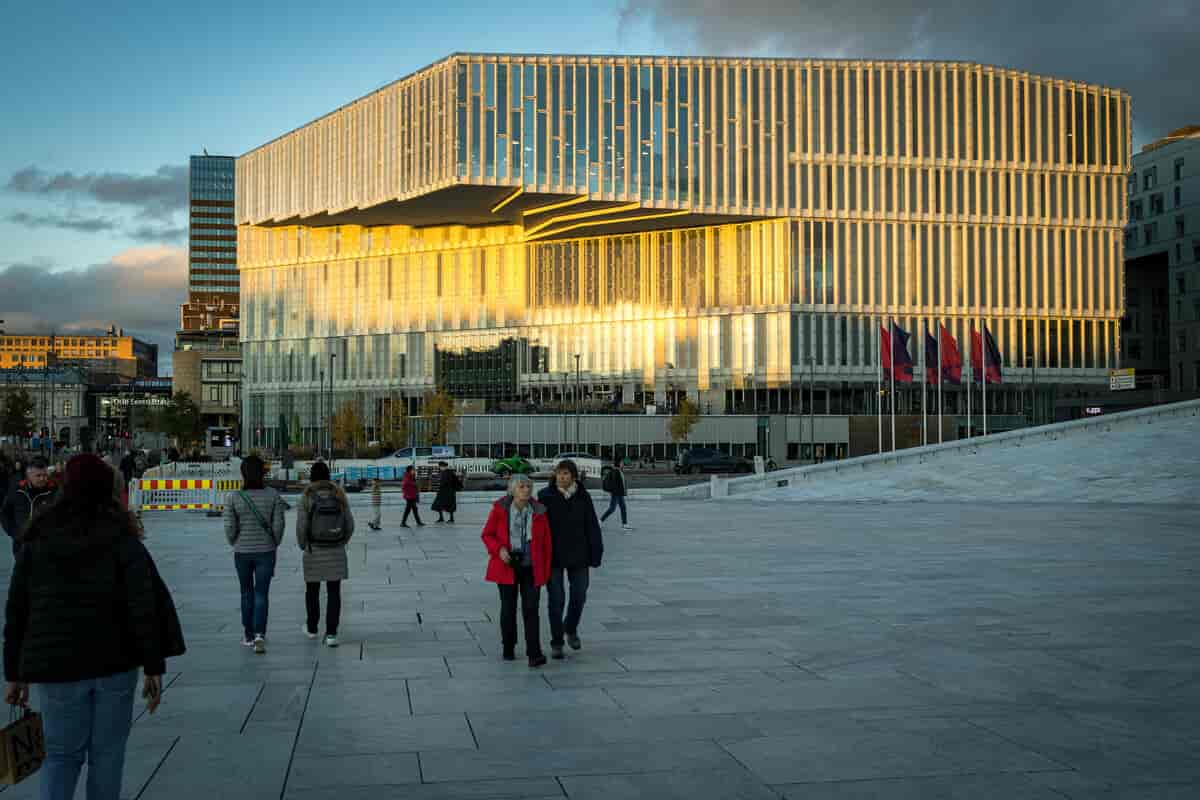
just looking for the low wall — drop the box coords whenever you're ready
[702,398,1200,500]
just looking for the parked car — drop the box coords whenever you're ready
[674,448,753,475]
[492,454,535,476]
[379,445,456,466]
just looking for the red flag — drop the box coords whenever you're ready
[939,324,962,385]
[970,326,983,382]
[880,324,892,379]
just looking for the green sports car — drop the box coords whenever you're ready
[491,455,534,476]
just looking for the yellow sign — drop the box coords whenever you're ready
[1109,368,1136,391]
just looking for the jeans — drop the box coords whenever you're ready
[600,495,628,524]
[402,500,422,526]
[546,566,590,647]
[305,581,342,636]
[37,669,138,800]
[498,564,541,655]
[234,550,276,639]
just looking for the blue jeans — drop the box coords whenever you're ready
[37,669,138,800]
[547,566,590,647]
[234,550,276,638]
[600,495,628,524]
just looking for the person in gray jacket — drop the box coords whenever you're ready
[223,455,285,654]
[296,462,355,647]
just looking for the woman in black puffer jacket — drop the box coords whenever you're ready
[4,453,182,800]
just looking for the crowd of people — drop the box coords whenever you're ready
[0,450,631,798]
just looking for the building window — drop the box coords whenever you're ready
[1144,166,1157,190]
[1176,158,1185,181]
[1144,223,1156,246]
[1179,332,1188,353]
[206,385,220,403]
[1194,241,1200,263]
[1151,194,1164,215]
[1131,199,1143,220]
[1177,216,1186,237]
[1175,186,1182,208]
[1128,173,1138,196]
[1179,273,1188,294]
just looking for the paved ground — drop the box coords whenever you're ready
[746,412,1200,505]
[3,488,1200,798]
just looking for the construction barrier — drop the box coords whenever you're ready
[131,478,243,513]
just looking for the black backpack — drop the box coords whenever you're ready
[307,488,347,547]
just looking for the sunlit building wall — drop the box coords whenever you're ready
[237,54,1130,445]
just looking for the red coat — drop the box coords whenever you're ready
[481,497,552,587]
[402,471,419,501]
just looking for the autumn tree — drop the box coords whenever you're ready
[669,397,701,443]
[331,401,365,455]
[421,390,460,446]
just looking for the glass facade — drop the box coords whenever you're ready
[237,55,1131,445]
[189,155,237,299]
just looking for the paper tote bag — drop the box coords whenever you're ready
[0,708,45,785]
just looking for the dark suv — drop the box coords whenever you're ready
[674,448,753,475]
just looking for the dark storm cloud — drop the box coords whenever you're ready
[618,0,1199,145]
[6,163,188,220]
[6,211,117,234]
[0,246,187,373]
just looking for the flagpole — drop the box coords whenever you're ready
[982,319,989,436]
[937,320,943,444]
[967,322,972,439]
[889,317,896,452]
[921,320,927,447]
[876,317,882,454]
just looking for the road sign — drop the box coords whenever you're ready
[1109,368,1136,391]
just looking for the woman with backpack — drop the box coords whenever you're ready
[223,455,286,654]
[400,465,424,528]
[4,453,184,800]
[296,462,355,647]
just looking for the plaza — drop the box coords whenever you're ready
[3,418,1199,798]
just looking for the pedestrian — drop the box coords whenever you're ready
[368,477,382,531]
[400,465,424,528]
[4,453,182,800]
[431,461,462,524]
[297,462,354,648]
[1,457,59,555]
[481,474,551,667]
[118,451,135,487]
[223,455,286,654]
[600,458,633,531]
[536,459,603,660]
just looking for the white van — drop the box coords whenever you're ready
[381,445,457,466]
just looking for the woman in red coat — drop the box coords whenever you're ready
[481,474,552,667]
[400,465,423,528]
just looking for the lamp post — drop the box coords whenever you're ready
[1026,355,1038,427]
[574,353,582,449]
[329,351,336,466]
[318,367,325,457]
[807,356,815,464]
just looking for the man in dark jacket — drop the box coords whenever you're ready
[537,459,603,660]
[1,457,57,554]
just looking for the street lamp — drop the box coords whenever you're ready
[1025,355,1037,426]
[574,353,582,449]
[329,351,336,464]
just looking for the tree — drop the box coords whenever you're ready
[154,392,203,448]
[421,390,460,446]
[1,388,36,438]
[331,401,365,455]
[377,395,410,449]
[669,397,701,443]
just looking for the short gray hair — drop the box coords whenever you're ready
[507,473,534,494]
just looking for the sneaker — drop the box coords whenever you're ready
[622,524,634,531]
[567,634,582,651]
[400,523,410,528]
[253,635,266,655]
[551,644,565,660]
[528,653,547,669]
[242,636,255,648]
[502,646,516,661]
[324,635,339,648]
[303,626,318,640]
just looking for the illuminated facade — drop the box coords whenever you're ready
[238,54,1131,445]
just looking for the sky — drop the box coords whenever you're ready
[2,0,1196,374]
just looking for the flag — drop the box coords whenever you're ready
[924,327,938,385]
[970,325,1003,384]
[880,324,892,379]
[939,324,962,385]
[891,323,914,384]
[983,326,1003,384]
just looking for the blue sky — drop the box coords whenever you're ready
[2,0,1194,373]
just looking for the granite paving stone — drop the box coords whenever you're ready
[2,418,1196,799]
